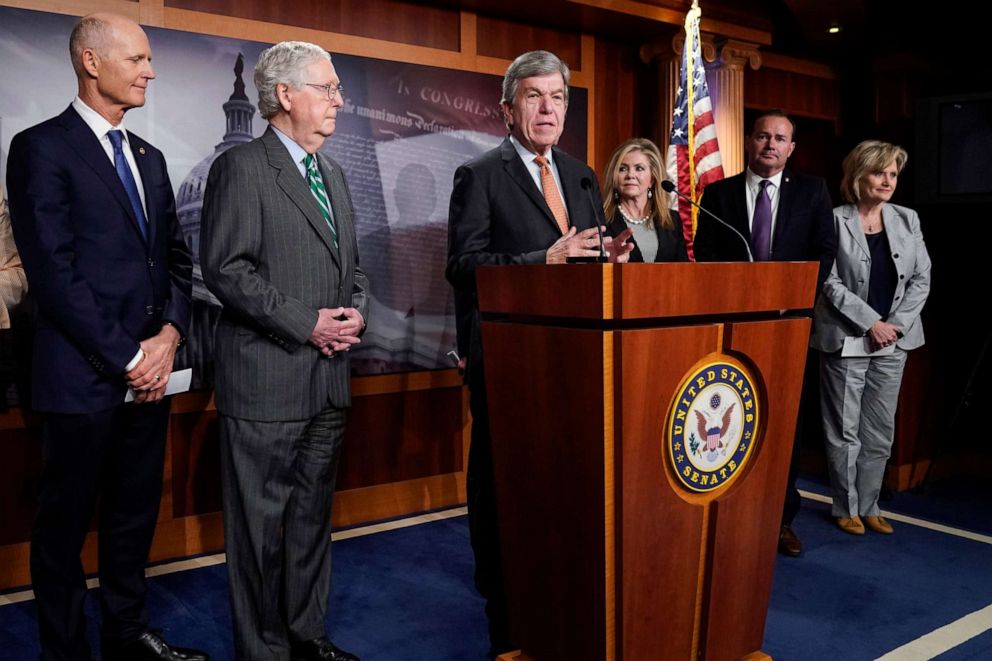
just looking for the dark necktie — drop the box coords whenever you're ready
[107,130,148,241]
[751,179,772,261]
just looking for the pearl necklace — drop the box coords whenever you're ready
[619,206,649,225]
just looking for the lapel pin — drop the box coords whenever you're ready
[138,147,146,155]
[784,176,790,183]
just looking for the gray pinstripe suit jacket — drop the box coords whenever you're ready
[200,127,369,421]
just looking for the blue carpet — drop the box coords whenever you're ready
[935,629,992,660]
[766,492,992,661]
[2,479,990,660]
[798,474,992,537]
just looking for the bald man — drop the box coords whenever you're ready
[5,14,204,661]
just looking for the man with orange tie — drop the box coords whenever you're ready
[446,50,630,659]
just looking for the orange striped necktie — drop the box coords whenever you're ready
[533,154,569,235]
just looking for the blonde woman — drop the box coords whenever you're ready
[811,140,931,536]
[602,138,687,262]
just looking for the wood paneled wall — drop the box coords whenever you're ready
[165,0,463,50]
[0,0,650,590]
[745,53,840,127]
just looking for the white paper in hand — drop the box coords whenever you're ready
[125,368,193,402]
[841,336,896,358]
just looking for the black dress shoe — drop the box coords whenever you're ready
[778,525,803,557]
[108,631,210,661]
[291,637,360,661]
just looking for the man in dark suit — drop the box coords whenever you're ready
[200,40,368,661]
[446,50,630,658]
[694,109,836,557]
[5,13,202,661]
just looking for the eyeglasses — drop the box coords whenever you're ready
[306,82,344,100]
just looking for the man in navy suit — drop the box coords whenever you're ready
[5,13,203,661]
[694,109,836,557]
[446,50,630,658]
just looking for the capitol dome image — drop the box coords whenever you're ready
[174,54,256,388]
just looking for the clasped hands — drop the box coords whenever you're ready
[309,306,365,358]
[126,324,181,403]
[546,226,634,264]
[867,320,900,352]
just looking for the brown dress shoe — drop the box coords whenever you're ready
[778,525,803,557]
[836,516,865,535]
[864,515,894,534]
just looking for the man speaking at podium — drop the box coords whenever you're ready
[693,109,836,558]
[446,49,630,658]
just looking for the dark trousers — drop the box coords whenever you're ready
[219,404,346,661]
[31,400,170,661]
[466,370,512,658]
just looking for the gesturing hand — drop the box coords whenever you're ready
[546,226,608,264]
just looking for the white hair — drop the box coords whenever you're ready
[254,41,331,119]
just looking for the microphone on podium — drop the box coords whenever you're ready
[661,180,754,262]
[566,177,608,263]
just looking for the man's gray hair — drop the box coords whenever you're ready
[254,41,331,119]
[69,15,114,76]
[500,50,570,107]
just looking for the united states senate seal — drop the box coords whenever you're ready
[666,358,760,493]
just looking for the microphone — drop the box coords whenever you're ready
[566,177,608,264]
[661,179,753,262]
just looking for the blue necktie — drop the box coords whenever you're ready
[751,179,772,261]
[107,130,148,241]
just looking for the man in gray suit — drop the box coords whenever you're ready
[200,41,368,661]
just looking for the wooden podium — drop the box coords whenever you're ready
[478,262,817,661]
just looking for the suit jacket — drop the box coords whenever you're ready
[810,203,931,353]
[5,105,192,414]
[446,137,605,379]
[694,169,837,291]
[605,209,688,262]
[200,127,369,422]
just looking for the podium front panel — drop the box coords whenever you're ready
[484,322,611,661]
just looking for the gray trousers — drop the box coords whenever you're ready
[220,404,347,661]
[819,349,907,518]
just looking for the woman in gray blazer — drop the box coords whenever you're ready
[810,140,931,536]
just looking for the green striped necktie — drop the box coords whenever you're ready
[304,153,338,248]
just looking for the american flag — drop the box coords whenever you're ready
[665,1,724,260]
